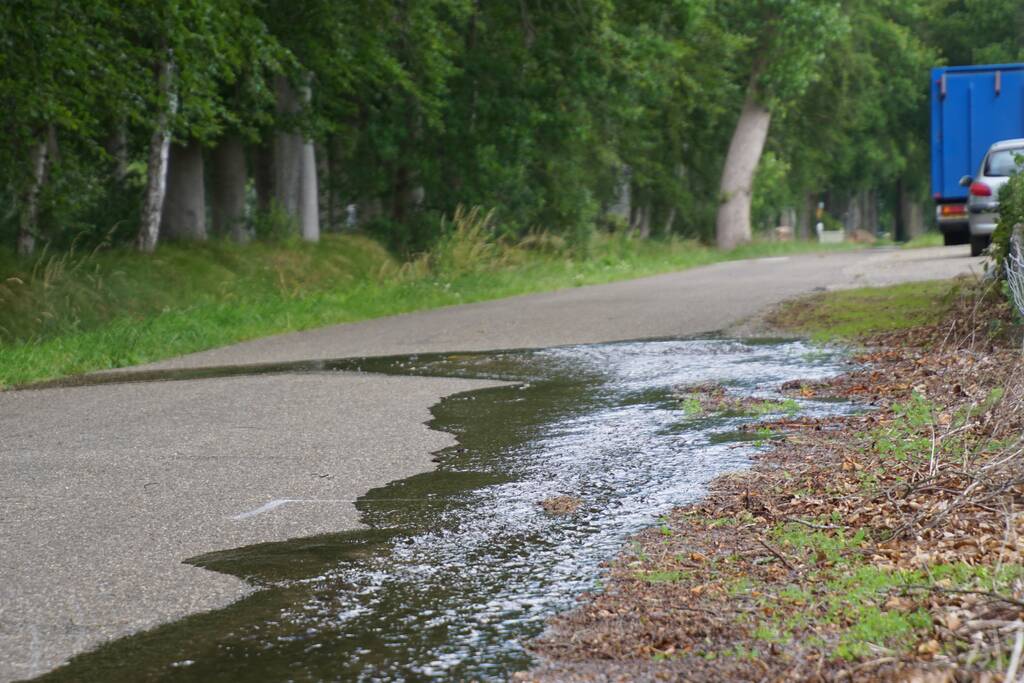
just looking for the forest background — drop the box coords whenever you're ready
[3,0,1022,258]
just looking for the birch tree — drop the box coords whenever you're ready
[136,0,279,251]
[210,135,249,242]
[137,54,178,252]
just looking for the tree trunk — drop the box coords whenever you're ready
[519,0,536,49]
[390,164,412,224]
[252,142,273,213]
[316,141,334,231]
[300,137,319,241]
[272,75,319,240]
[210,135,249,242]
[325,135,348,230]
[607,167,632,224]
[844,192,862,233]
[663,206,677,235]
[797,192,815,240]
[273,75,304,222]
[899,182,925,240]
[715,88,772,249]
[864,189,879,235]
[780,207,797,229]
[16,134,50,257]
[161,140,207,241]
[138,57,177,253]
[105,123,128,184]
[633,203,652,239]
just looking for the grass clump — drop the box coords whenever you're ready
[636,570,686,584]
[768,279,958,341]
[675,383,802,419]
[900,231,945,249]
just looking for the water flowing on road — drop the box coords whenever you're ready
[39,338,857,682]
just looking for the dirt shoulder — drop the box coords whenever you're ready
[521,279,1024,682]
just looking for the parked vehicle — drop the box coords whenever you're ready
[930,63,1024,246]
[962,139,1024,256]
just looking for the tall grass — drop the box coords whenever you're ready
[0,208,857,387]
[0,236,396,346]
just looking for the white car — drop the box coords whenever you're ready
[963,138,1024,256]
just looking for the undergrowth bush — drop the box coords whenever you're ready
[0,242,112,342]
[251,202,300,242]
[392,205,573,281]
[430,205,509,275]
[991,168,1024,270]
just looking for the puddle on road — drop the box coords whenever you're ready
[35,339,858,682]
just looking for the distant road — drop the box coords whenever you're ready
[145,244,983,369]
[0,245,982,681]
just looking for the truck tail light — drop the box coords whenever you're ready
[970,182,992,197]
[940,204,966,216]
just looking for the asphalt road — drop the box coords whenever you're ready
[0,245,982,680]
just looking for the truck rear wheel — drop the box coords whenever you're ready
[942,225,970,245]
[970,234,990,257]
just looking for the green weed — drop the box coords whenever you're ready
[636,570,685,583]
[680,397,704,416]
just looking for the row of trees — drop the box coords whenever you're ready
[1,0,1022,256]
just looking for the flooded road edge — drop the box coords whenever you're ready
[21,340,854,681]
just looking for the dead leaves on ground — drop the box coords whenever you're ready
[527,284,1024,682]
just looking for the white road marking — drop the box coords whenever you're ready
[231,497,433,520]
[231,498,352,520]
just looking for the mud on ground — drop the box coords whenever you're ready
[520,283,1024,682]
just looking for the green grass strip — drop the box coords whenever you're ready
[1,234,859,388]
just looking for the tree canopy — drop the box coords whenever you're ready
[0,0,1019,255]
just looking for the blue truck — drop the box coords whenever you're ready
[930,63,1024,244]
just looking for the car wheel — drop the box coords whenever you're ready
[943,231,969,246]
[970,234,990,257]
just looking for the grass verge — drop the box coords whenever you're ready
[767,279,959,341]
[0,225,855,388]
[901,231,946,249]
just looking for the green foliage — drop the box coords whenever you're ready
[428,206,507,276]
[251,203,300,242]
[991,171,1024,271]
[751,152,793,230]
[0,0,1019,263]
[732,0,848,110]
[636,570,685,583]
[753,512,1024,662]
[681,397,704,416]
[922,0,1024,66]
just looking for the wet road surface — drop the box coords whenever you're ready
[0,246,981,680]
[32,340,854,681]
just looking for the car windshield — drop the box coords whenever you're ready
[984,148,1024,177]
